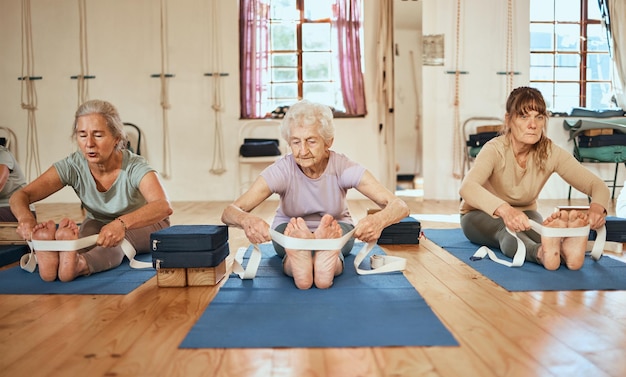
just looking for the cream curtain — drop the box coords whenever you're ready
[376,0,395,190]
[607,1,626,109]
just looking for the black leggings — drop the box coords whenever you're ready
[460,210,543,264]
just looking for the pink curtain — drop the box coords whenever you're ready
[239,0,269,118]
[334,0,367,115]
[240,0,366,117]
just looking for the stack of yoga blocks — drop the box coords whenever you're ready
[151,225,229,287]
[0,222,29,267]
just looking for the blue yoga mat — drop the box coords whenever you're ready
[0,253,155,295]
[424,228,626,291]
[180,243,458,349]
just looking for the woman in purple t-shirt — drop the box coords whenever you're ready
[222,100,409,289]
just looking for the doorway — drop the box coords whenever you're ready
[393,0,422,198]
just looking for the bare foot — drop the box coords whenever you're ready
[313,214,343,289]
[561,210,589,270]
[32,220,59,282]
[55,218,88,282]
[539,211,568,270]
[283,217,314,289]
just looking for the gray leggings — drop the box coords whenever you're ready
[460,210,543,264]
[79,217,170,274]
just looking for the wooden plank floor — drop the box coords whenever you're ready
[0,197,624,377]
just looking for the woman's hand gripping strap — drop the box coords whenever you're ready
[471,220,605,267]
[20,235,151,273]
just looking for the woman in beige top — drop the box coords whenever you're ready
[459,87,609,270]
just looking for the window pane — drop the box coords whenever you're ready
[586,53,611,80]
[588,1,601,20]
[303,82,336,107]
[271,0,298,20]
[304,0,333,21]
[555,53,579,80]
[555,0,580,22]
[530,53,554,80]
[555,24,580,52]
[530,24,554,51]
[271,23,296,50]
[302,23,331,51]
[533,84,555,109]
[272,67,297,82]
[586,82,615,108]
[303,52,331,80]
[530,0,554,21]
[553,83,579,111]
[272,53,297,67]
[587,24,608,52]
[272,83,298,98]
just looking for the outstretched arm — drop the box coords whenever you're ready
[353,170,410,243]
[221,175,274,244]
[10,166,65,239]
[96,171,174,248]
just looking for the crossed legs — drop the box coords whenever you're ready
[538,210,589,271]
[32,218,89,282]
[283,214,343,289]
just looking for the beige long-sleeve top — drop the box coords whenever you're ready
[459,135,610,216]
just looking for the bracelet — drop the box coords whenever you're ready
[116,217,128,231]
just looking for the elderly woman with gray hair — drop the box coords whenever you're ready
[10,99,172,282]
[222,99,409,290]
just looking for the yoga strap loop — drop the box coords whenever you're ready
[20,235,151,273]
[472,220,606,267]
[233,228,406,280]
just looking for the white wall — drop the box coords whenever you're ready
[419,0,625,200]
[1,0,619,204]
[0,0,386,204]
[421,0,530,199]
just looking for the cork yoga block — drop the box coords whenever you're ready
[186,259,227,286]
[156,267,187,287]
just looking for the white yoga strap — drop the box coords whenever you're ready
[232,228,406,280]
[20,235,152,273]
[471,220,607,267]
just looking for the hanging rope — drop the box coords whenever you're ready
[452,0,463,180]
[158,0,172,178]
[505,0,514,94]
[20,0,41,181]
[208,0,226,175]
[409,50,421,176]
[76,0,90,106]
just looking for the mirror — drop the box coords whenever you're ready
[393,0,422,197]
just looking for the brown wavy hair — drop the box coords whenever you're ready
[500,87,551,171]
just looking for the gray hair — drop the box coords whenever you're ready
[280,100,335,144]
[72,99,127,151]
